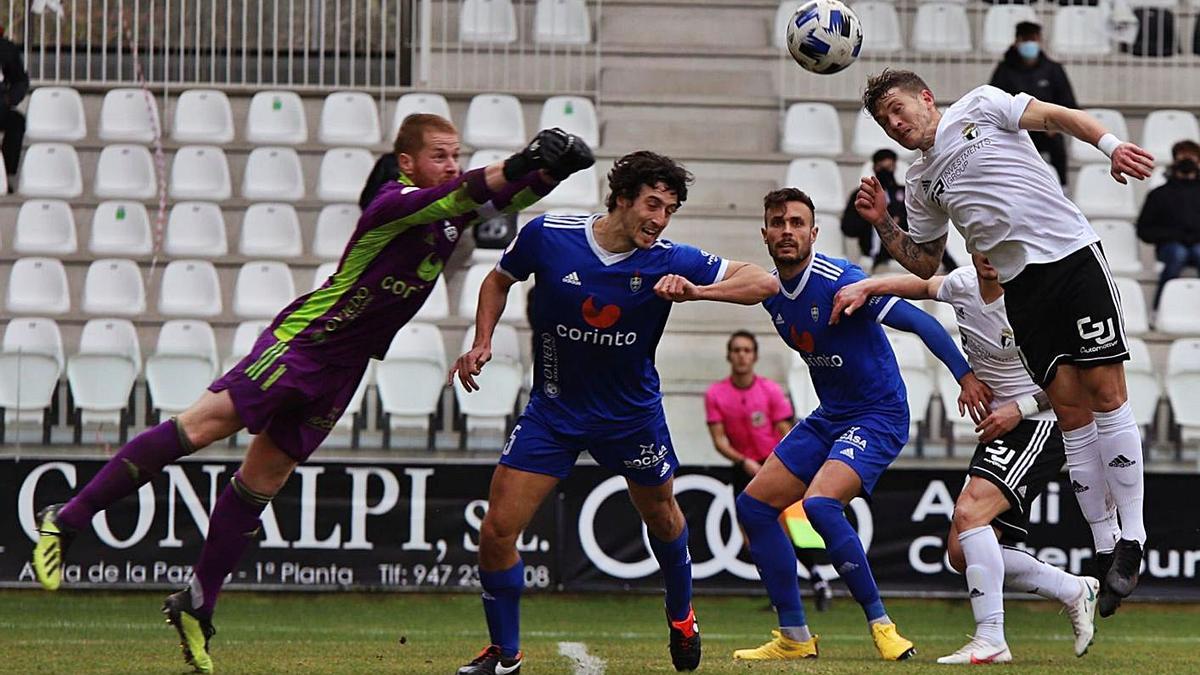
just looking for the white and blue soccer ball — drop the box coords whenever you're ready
[785,0,864,75]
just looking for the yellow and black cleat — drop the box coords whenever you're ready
[32,503,74,592]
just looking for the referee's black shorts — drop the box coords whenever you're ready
[1002,242,1130,389]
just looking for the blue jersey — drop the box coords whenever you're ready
[763,253,908,419]
[498,213,728,433]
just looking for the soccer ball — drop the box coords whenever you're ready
[785,0,863,75]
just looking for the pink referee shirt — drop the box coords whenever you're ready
[704,376,794,463]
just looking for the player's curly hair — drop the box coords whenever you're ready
[862,69,932,117]
[605,150,693,212]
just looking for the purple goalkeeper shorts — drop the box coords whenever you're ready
[209,332,367,462]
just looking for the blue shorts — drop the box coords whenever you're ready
[499,410,677,486]
[774,410,909,497]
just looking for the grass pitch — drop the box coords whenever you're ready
[1,590,1197,674]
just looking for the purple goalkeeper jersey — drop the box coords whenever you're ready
[266,168,553,365]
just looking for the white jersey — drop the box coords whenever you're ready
[905,85,1098,283]
[936,266,1054,421]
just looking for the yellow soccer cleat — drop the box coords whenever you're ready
[871,622,916,661]
[163,589,216,674]
[733,630,819,660]
[32,503,74,591]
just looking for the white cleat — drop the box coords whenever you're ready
[1065,576,1100,657]
[936,637,1012,665]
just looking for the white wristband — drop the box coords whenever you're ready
[1097,133,1122,158]
[1016,396,1040,419]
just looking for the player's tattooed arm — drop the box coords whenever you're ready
[874,212,947,280]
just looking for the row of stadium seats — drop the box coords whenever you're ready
[27,86,599,151]
[783,103,1200,165]
[2,257,529,323]
[0,318,525,448]
[457,0,591,45]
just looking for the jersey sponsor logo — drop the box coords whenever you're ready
[304,406,344,431]
[582,296,622,329]
[624,443,670,470]
[416,253,444,282]
[789,326,816,353]
[837,426,868,450]
[562,271,582,286]
[630,271,643,293]
[699,249,719,266]
[1076,316,1117,350]
[380,276,428,298]
[323,286,375,334]
[539,332,562,398]
[925,135,994,206]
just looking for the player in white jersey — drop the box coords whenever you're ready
[854,69,1154,616]
[834,254,1104,664]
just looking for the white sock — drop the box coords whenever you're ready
[1001,545,1080,604]
[958,526,1005,644]
[1062,421,1120,553]
[781,626,812,642]
[1094,402,1146,545]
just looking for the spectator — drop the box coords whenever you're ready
[1136,140,1200,309]
[989,21,1078,185]
[704,330,833,610]
[0,25,29,188]
[841,149,958,273]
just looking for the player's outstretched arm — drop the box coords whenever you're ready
[855,177,946,279]
[830,274,944,325]
[1018,100,1154,184]
[654,261,778,305]
[450,270,516,392]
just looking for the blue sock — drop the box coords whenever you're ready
[803,496,887,622]
[648,525,693,622]
[736,492,808,629]
[479,559,524,658]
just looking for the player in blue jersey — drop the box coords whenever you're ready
[450,151,780,674]
[732,188,990,662]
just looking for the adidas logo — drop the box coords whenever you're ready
[562,271,581,286]
[1017,485,1027,499]
[774,313,785,325]
[840,447,855,460]
[837,561,859,575]
[1072,480,1089,494]
[969,588,984,598]
[1108,454,1136,469]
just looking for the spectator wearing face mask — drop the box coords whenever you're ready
[840,149,958,273]
[989,21,1078,186]
[1136,139,1200,309]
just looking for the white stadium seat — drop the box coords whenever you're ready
[454,324,523,436]
[1071,109,1129,164]
[319,91,382,146]
[390,93,452,139]
[165,202,229,257]
[1091,220,1143,275]
[224,320,271,372]
[458,262,527,322]
[1140,110,1200,166]
[938,368,976,448]
[68,318,141,439]
[146,320,219,417]
[172,89,235,143]
[240,204,303,258]
[318,148,376,202]
[246,90,308,144]
[26,86,87,141]
[788,356,821,417]
[314,204,361,259]
[1167,338,1200,442]
[1157,279,1200,335]
[1124,337,1160,430]
[1072,163,1137,219]
[82,259,146,316]
[460,0,518,43]
[14,200,77,255]
[90,202,153,256]
[19,143,83,198]
[464,94,526,150]
[539,96,599,148]
[377,322,448,443]
[664,392,724,465]
[784,158,845,214]
[540,166,599,209]
[852,112,918,160]
[159,260,223,317]
[814,213,847,259]
[982,4,1037,54]
[782,103,843,157]
[913,3,972,53]
[1113,276,1150,336]
[7,258,70,315]
[534,0,592,44]
[3,317,65,372]
[170,145,232,200]
[852,1,904,53]
[1051,6,1111,56]
[242,147,305,201]
[310,261,340,292]
[94,144,157,199]
[413,276,450,321]
[234,261,297,318]
[1,316,65,434]
[98,88,160,142]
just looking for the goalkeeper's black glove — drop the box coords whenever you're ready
[544,134,595,180]
[502,127,570,181]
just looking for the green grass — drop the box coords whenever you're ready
[1,590,1198,674]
